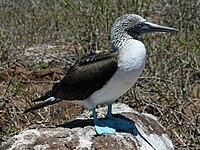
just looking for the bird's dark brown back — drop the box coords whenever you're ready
[48,52,118,100]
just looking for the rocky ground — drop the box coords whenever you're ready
[1,104,174,150]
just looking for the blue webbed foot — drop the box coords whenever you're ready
[94,118,116,134]
[92,106,116,134]
[91,104,137,135]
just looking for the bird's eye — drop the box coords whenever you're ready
[137,24,143,28]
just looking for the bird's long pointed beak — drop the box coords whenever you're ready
[141,21,178,33]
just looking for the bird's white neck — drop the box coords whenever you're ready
[110,32,133,52]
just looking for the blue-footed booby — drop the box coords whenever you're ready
[25,14,177,134]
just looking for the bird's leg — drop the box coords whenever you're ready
[106,103,113,118]
[92,107,98,123]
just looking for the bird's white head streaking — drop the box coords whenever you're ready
[24,14,177,134]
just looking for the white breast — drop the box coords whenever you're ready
[75,39,146,109]
[118,39,146,72]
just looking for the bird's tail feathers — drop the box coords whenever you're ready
[24,97,61,113]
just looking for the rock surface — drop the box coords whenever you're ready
[1,103,174,150]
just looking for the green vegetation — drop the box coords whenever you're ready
[0,0,199,149]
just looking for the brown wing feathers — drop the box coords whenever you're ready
[49,52,118,100]
[25,52,118,112]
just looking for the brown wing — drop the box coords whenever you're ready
[45,51,118,100]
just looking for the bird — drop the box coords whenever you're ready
[24,14,177,134]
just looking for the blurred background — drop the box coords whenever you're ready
[0,0,199,149]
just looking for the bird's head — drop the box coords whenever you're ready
[110,14,178,51]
